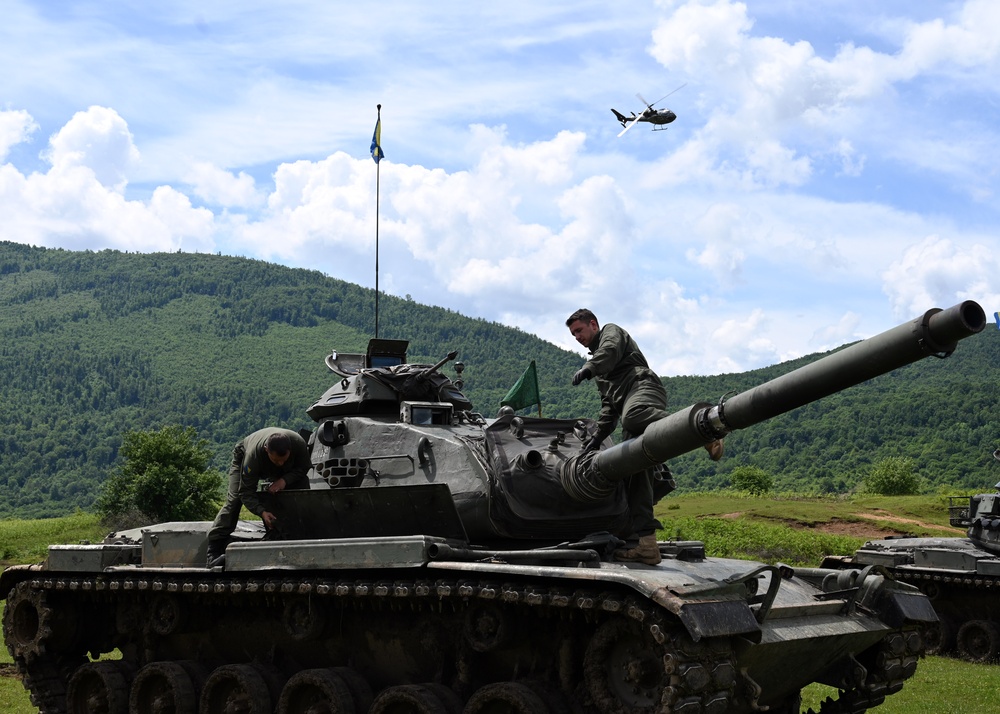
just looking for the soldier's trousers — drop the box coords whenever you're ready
[620,376,669,538]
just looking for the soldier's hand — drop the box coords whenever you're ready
[705,439,724,461]
[262,511,278,529]
[572,367,592,386]
[583,435,604,452]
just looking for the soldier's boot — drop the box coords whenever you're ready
[206,539,227,568]
[614,534,661,565]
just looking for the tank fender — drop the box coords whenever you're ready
[0,563,44,599]
[648,582,763,643]
[875,588,939,628]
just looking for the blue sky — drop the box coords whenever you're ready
[1,0,997,376]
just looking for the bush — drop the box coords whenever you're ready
[730,466,774,495]
[96,425,224,526]
[863,456,921,496]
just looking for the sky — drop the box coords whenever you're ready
[1,0,998,376]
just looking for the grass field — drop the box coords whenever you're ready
[0,493,992,713]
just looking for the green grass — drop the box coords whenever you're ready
[806,656,1000,713]
[658,513,868,566]
[0,512,107,565]
[653,491,964,566]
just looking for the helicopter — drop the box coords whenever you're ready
[612,84,686,137]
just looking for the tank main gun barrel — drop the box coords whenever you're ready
[593,300,986,481]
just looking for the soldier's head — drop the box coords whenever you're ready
[264,432,291,466]
[566,309,599,347]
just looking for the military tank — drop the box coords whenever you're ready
[821,448,1000,663]
[1,300,986,714]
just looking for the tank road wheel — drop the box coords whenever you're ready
[420,683,463,714]
[956,620,1000,663]
[463,604,510,653]
[129,662,199,714]
[329,667,374,714]
[584,620,666,714]
[3,582,77,662]
[922,616,957,656]
[282,596,328,641]
[66,661,132,714]
[369,684,452,714]
[198,664,273,714]
[464,682,550,714]
[149,594,188,636]
[276,669,354,714]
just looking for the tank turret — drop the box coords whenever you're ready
[963,450,1000,555]
[290,301,984,543]
[0,300,986,714]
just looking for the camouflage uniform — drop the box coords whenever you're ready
[208,427,311,546]
[582,323,668,537]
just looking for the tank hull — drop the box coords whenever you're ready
[3,528,932,714]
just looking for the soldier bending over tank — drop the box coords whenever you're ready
[566,308,722,565]
[206,427,311,566]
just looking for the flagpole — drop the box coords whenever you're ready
[374,103,381,339]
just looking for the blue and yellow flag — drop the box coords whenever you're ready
[370,117,384,164]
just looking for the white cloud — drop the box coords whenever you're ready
[0,109,38,160]
[43,107,140,192]
[881,235,1000,319]
[186,162,261,209]
[646,0,1000,195]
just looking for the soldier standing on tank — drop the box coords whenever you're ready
[566,309,723,565]
[206,427,311,567]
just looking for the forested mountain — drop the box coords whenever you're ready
[0,242,996,519]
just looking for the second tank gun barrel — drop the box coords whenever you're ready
[593,300,986,480]
[420,349,459,378]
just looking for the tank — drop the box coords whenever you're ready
[1,300,986,714]
[822,447,1000,664]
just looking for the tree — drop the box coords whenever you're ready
[730,465,774,496]
[862,456,921,496]
[96,425,224,527]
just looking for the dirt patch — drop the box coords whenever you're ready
[862,508,960,531]
[809,519,902,538]
[797,511,962,539]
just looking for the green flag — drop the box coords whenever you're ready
[501,360,541,414]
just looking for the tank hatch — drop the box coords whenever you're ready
[309,340,472,420]
[325,338,410,377]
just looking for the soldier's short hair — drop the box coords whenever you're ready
[566,308,598,327]
[264,432,291,456]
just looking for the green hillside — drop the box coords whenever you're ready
[0,242,599,518]
[0,241,996,519]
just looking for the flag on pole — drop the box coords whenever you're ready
[501,360,541,414]
[370,116,384,163]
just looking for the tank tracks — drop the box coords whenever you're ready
[885,567,1000,661]
[5,570,922,714]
